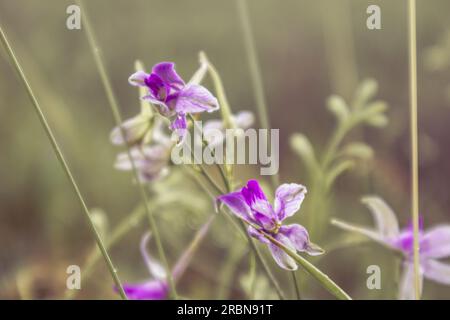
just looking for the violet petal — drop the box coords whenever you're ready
[152,62,185,89]
[423,259,450,285]
[217,191,254,224]
[268,233,298,271]
[121,280,169,300]
[420,225,450,259]
[274,183,307,221]
[174,84,219,114]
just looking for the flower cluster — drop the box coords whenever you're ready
[111,61,255,183]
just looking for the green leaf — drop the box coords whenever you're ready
[198,51,234,129]
[356,100,388,123]
[325,160,355,189]
[341,142,374,160]
[290,133,320,174]
[353,78,378,110]
[366,114,388,127]
[327,95,350,123]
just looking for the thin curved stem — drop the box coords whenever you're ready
[253,224,352,300]
[407,0,421,300]
[292,272,301,300]
[236,0,279,189]
[76,0,177,299]
[0,24,127,299]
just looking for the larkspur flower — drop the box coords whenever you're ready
[332,196,450,300]
[114,119,173,182]
[118,217,213,300]
[129,62,219,144]
[218,180,324,270]
[119,233,169,300]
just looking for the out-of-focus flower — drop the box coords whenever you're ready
[218,180,323,270]
[332,196,450,300]
[110,113,153,147]
[119,233,169,300]
[114,119,173,182]
[129,62,219,144]
[202,111,254,147]
[117,217,214,300]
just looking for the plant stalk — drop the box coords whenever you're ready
[0,24,127,299]
[76,0,177,299]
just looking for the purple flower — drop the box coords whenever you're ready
[119,233,169,300]
[218,180,324,270]
[114,119,173,182]
[129,62,219,144]
[117,217,214,300]
[332,196,450,300]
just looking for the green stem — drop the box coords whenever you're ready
[260,227,352,300]
[188,113,230,191]
[187,167,286,299]
[292,272,302,300]
[321,122,350,170]
[407,0,421,300]
[0,24,127,299]
[76,0,177,299]
[236,0,279,188]
[238,220,286,300]
[65,203,147,299]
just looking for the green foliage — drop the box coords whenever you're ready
[290,79,388,239]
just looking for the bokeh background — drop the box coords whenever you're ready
[0,0,449,299]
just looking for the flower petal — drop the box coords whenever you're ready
[247,225,270,245]
[121,280,168,300]
[274,183,307,220]
[361,196,400,238]
[398,262,423,300]
[152,62,185,89]
[420,225,450,259]
[217,191,254,223]
[174,84,219,114]
[144,73,169,101]
[128,70,149,87]
[170,113,187,145]
[423,259,450,285]
[331,218,391,248]
[110,114,151,146]
[268,233,298,271]
[241,180,268,205]
[114,145,170,182]
[279,224,324,256]
[241,180,276,228]
[233,111,254,129]
[142,96,173,117]
[140,233,167,280]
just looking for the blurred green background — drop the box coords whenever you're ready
[0,0,449,299]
